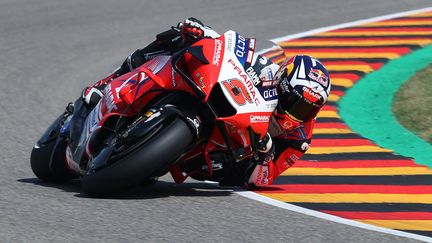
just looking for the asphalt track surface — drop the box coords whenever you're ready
[1,0,431,242]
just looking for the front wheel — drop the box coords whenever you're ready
[81,117,194,196]
[30,114,74,182]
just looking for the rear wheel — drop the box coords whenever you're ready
[81,117,194,196]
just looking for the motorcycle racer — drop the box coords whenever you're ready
[79,17,331,188]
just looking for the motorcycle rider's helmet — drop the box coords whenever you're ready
[274,55,331,130]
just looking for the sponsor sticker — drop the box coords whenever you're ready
[226,32,234,51]
[250,115,270,123]
[248,38,256,50]
[302,86,321,102]
[213,39,223,66]
[308,68,329,87]
[267,68,274,81]
[104,84,118,112]
[228,59,260,106]
[246,66,261,86]
[261,166,269,184]
[246,50,254,64]
[255,165,269,185]
[234,33,248,65]
[290,154,299,162]
[259,56,268,65]
[280,78,290,93]
[283,157,296,168]
[282,153,299,170]
[260,87,278,101]
[266,102,277,109]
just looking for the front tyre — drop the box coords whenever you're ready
[30,115,74,182]
[81,118,194,196]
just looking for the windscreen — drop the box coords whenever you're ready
[254,39,286,66]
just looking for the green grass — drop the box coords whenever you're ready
[393,64,432,144]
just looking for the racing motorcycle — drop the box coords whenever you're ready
[30,30,284,196]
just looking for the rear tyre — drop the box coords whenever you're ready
[81,118,194,196]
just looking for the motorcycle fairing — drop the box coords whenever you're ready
[215,31,278,136]
[68,30,282,182]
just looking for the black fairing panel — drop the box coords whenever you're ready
[207,83,236,117]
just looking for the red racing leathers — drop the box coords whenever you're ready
[247,116,314,187]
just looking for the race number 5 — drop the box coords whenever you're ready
[221,79,252,106]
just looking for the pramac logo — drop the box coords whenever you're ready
[250,115,270,123]
[213,39,223,66]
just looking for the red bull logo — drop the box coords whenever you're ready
[308,68,329,87]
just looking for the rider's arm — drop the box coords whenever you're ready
[119,30,181,73]
[85,28,180,94]
[247,119,315,187]
[118,18,219,75]
[83,18,219,105]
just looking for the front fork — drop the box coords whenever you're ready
[59,98,93,176]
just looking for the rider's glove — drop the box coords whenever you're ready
[81,68,122,107]
[82,86,104,107]
[178,17,205,41]
[256,132,273,153]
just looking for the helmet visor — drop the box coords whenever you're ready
[280,93,322,122]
